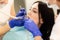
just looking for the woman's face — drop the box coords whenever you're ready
[0,0,8,4]
[27,3,43,27]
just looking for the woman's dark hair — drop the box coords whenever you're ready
[33,1,55,40]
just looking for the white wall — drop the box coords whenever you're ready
[25,0,37,12]
[25,0,47,12]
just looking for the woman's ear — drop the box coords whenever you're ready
[38,18,43,28]
[40,18,43,24]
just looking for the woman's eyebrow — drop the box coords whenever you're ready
[33,8,38,10]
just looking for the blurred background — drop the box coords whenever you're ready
[14,0,56,13]
[14,0,49,13]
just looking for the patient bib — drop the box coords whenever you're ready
[3,26,34,40]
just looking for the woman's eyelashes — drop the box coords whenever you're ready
[32,10,37,13]
[31,9,38,13]
[29,8,38,14]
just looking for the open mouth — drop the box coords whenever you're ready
[26,14,30,19]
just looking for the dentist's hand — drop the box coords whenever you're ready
[16,8,26,17]
[9,19,24,28]
[9,8,26,28]
[24,18,42,37]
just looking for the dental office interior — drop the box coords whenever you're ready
[0,0,60,40]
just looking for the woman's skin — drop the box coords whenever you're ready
[27,3,43,27]
[27,3,43,40]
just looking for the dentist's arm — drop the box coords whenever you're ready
[9,4,16,20]
[0,23,11,36]
[0,4,15,36]
[0,8,26,36]
[10,4,16,17]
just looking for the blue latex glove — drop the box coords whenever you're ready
[24,18,42,37]
[16,8,26,17]
[9,8,26,28]
[9,19,24,28]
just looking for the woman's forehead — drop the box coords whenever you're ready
[31,3,38,10]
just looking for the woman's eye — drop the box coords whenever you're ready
[33,10,37,13]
